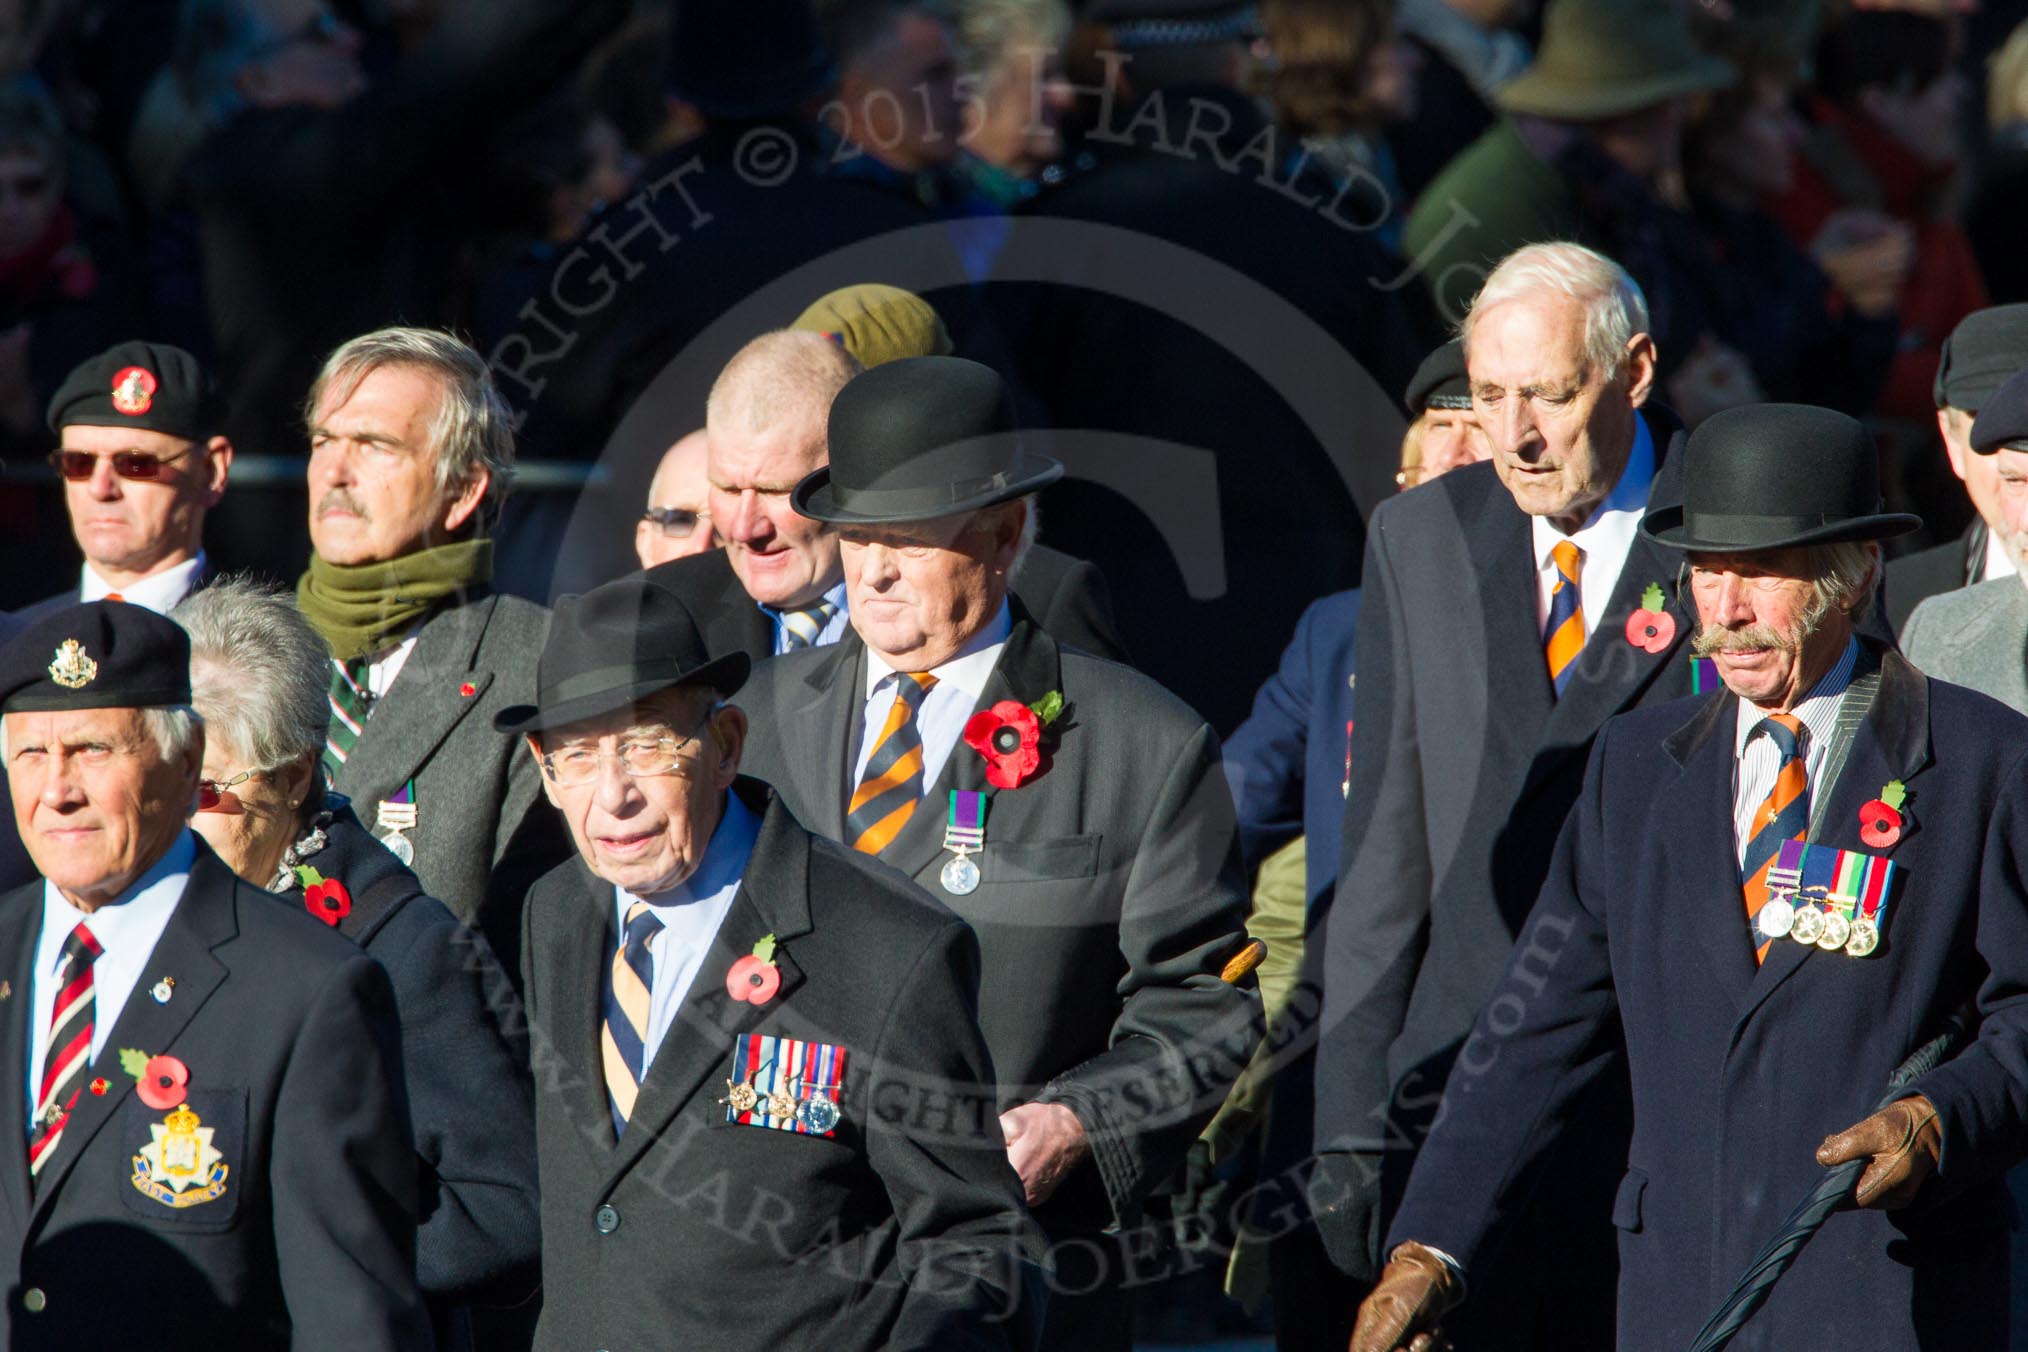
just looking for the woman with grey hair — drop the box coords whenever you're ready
[173,576,539,1352]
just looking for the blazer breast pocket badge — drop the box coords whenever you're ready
[133,1102,228,1208]
[118,1061,242,1220]
[720,1033,848,1137]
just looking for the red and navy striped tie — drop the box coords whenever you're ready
[28,922,102,1184]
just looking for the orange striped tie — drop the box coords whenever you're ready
[1543,539,1585,695]
[1741,714,1808,964]
[849,673,938,854]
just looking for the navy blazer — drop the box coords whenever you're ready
[1222,587,1360,905]
[1390,649,2028,1350]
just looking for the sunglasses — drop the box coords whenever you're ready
[642,506,710,538]
[197,770,256,812]
[49,446,193,481]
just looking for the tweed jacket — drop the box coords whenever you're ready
[329,589,566,982]
[1899,573,2028,714]
[735,606,1261,1239]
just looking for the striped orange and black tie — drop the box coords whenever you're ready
[601,901,663,1135]
[1741,714,1809,964]
[1543,539,1585,696]
[849,673,937,855]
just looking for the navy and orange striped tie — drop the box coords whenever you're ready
[849,673,937,855]
[1741,714,1809,964]
[601,902,663,1135]
[1543,539,1585,695]
[29,922,101,1185]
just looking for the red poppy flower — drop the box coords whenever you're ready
[1623,583,1677,654]
[725,954,780,1004]
[964,701,1043,789]
[1858,800,1903,849]
[305,878,352,927]
[459,682,476,698]
[137,1055,188,1110]
[89,1078,108,1097]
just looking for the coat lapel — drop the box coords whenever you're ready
[1540,532,1691,747]
[0,882,42,1230]
[603,790,812,1187]
[881,609,1064,882]
[1661,692,1759,1007]
[28,848,237,1222]
[768,640,861,841]
[542,860,623,1157]
[1736,650,1931,1029]
[339,595,500,801]
[1467,482,1557,730]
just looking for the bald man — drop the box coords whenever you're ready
[634,428,717,569]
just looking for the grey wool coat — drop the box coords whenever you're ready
[1899,573,2028,715]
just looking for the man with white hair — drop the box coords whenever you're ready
[1310,242,1695,1347]
[299,326,563,980]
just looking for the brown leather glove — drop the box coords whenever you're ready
[1815,1094,1942,1210]
[1348,1241,1462,1352]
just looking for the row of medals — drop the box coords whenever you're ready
[721,1077,842,1134]
[1757,892,1879,957]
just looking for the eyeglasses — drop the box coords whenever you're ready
[540,728,707,787]
[197,770,257,812]
[641,506,710,539]
[49,446,193,481]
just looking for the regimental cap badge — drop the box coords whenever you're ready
[110,365,157,416]
[48,639,97,689]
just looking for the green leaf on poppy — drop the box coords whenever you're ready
[1029,690,1064,725]
[1880,780,1907,811]
[1640,583,1666,612]
[118,1048,151,1080]
[293,865,323,888]
[751,933,777,965]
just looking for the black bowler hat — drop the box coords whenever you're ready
[793,357,1062,524]
[493,578,749,735]
[1970,365,2028,455]
[1640,404,1922,551]
[0,602,191,714]
[1932,304,2028,418]
[1404,339,1471,416]
[666,0,834,120]
[47,340,221,440]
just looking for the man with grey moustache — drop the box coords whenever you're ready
[298,326,565,981]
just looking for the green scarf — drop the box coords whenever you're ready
[297,539,494,661]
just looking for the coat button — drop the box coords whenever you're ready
[595,1204,620,1234]
[22,1287,45,1313]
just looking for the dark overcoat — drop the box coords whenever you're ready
[1390,650,2028,1349]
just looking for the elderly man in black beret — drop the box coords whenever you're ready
[1883,304,2028,631]
[14,341,232,622]
[731,355,1261,1352]
[1354,404,2028,1352]
[0,602,428,1348]
[1899,362,2028,713]
[504,576,1042,1349]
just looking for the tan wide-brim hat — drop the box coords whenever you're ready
[1498,0,1738,122]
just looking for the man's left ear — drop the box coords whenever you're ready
[442,465,491,535]
[1624,333,1659,409]
[712,704,748,788]
[202,436,233,506]
[992,501,1025,573]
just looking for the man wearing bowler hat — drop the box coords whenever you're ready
[731,355,1260,1352]
[14,341,232,622]
[0,601,428,1348]
[1351,404,2028,1351]
[503,576,1043,1350]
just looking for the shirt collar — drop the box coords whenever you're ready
[862,600,1013,702]
[1732,637,1861,758]
[81,552,206,613]
[623,788,762,912]
[41,829,195,964]
[1530,412,1656,569]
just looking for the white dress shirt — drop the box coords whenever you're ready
[26,831,194,1128]
[1530,414,1657,637]
[1984,528,2019,584]
[616,790,762,1074]
[763,580,852,656]
[330,629,422,705]
[854,602,1014,796]
[80,552,206,614]
[1730,639,1860,866]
